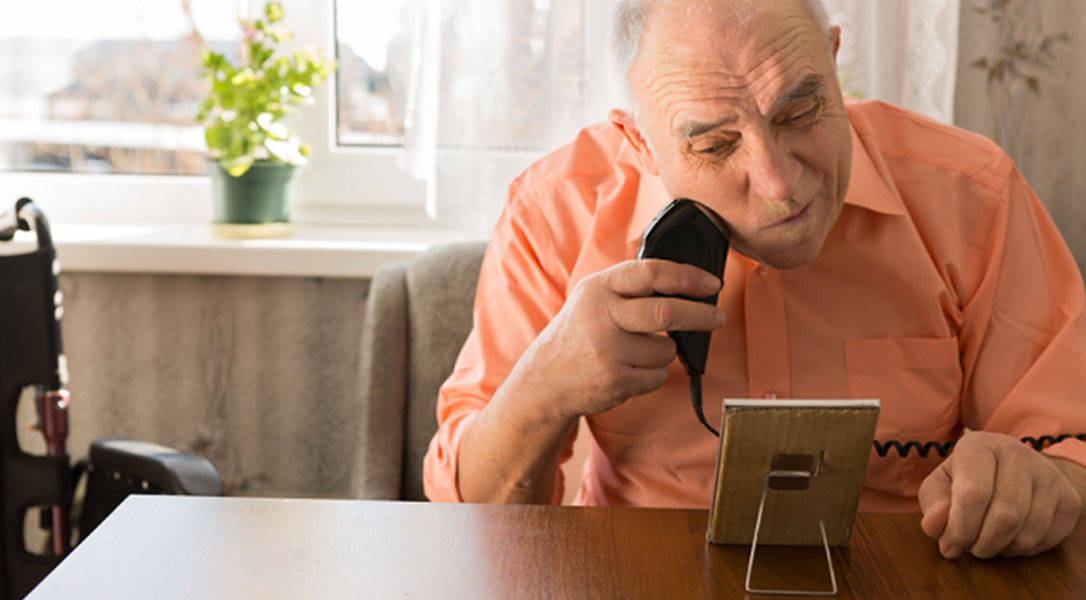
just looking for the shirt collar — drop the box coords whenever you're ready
[844,122,906,217]
[625,120,905,244]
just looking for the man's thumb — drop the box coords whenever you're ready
[918,465,952,539]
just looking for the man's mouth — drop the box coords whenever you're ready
[772,200,813,228]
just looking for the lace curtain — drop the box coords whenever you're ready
[826,0,960,124]
[400,0,960,236]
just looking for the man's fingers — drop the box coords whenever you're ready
[969,452,1031,558]
[940,447,997,557]
[1028,494,1081,556]
[612,332,677,369]
[613,364,671,399]
[616,296,726,334]
[1000,489,1055,557]
[921,501,951,543]
[918,463,960,558]
[918,465,951,539]
[606,259,721,299]
[920,434,1083,560]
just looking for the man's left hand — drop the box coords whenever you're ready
[918,431,1082,558]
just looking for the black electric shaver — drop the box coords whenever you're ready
[636,198,730,434]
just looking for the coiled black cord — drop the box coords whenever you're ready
[690,390,1086,456]
[871,440,955,458]
[872,434,1086,458]
[686,377,1086,454]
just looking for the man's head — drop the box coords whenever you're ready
[610,0,851,270]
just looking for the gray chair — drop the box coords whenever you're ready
[353,241,487,500]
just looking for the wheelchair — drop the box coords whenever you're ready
[1,198,223,599]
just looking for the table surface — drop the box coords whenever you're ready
[26,495,1086,599]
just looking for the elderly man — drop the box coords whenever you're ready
[423,0,1086,559]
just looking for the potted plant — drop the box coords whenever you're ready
[196,1,336,238]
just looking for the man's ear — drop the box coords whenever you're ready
[608,109,659,176]
[829,25,842,61]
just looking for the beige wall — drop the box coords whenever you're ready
[17,272,370,498]
[955,0,1086,274]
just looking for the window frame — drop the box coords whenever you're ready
[0,0,429,229]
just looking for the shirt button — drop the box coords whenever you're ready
[758,265,769,276]
[763,392,778,399]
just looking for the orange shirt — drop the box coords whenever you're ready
[423,99,1086,512]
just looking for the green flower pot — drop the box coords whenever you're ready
[206,159,298,238]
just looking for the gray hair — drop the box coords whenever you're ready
[612,0,832,113]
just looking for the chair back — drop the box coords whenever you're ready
[0,200,69,599]
[355,241,487,500]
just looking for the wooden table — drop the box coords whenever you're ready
[26,496,1086,599]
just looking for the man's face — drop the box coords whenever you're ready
[621,0,852,270]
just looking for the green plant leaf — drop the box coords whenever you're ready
[196,0,336,168]
[270,26,292,43]
[222,155,255,177]
[205,125,232,153]
[230,68,254,86]
[266,2,285,24]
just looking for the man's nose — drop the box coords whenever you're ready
[743,136,802,203]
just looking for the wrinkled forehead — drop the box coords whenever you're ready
[631,0,831,102]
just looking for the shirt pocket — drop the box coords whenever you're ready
[845,337,963,496]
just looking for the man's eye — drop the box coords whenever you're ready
[784,102,820,124]
[695,143,730,155]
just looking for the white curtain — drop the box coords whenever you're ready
[401,0,960,236]
[826,0,960,124]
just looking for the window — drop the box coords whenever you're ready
[0,0,425,227]
[335,1,409,146]
[0,0,244,176]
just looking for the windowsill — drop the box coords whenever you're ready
[5,221,479,279]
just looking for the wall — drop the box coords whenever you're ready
[17,272,370,498]
[955,0,1086,274]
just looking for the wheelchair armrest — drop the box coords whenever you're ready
[88,438,223,496]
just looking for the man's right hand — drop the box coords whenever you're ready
[510,258,727,422]
[457,258,727,503]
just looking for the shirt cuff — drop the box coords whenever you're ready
[1042,437,1086,469]
[423,411,478,503]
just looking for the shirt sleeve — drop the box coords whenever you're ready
[959,161,1086,467]
[422,183,577,503]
